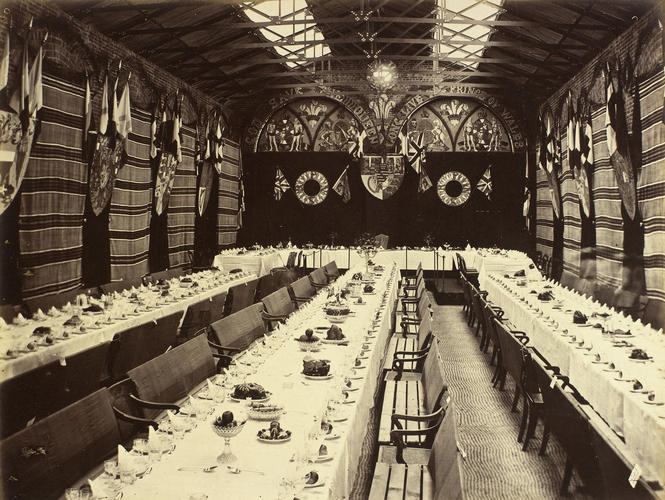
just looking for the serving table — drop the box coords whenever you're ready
[71,262,400,500]
[485,272,665,487]
[0,271,256,382]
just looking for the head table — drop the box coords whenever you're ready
[485,272,665,487]
[65,262,400,500]
[0,271,256,382]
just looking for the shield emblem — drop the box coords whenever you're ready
[611,151,636,220]
[574,165,591,218]
[89,134,124,216]
[0,111,32,215]
[197,161,214,216]
[154,152,179,216]
[360,155,404,200]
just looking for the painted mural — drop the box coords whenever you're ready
[257,97,363,153]
[400,97,513,155]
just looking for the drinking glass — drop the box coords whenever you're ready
[65,488,81,500]
[133,438,148,455]
[119,468,135,485]
[104,459,118,478]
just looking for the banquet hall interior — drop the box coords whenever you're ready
[0,0,664,499]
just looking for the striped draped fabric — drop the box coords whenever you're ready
[218,138,240,247]
[14,73,237,299]
[167,126,196,268]
[537,70,665,304]
[19,75,86,300]
[109,108,151,281]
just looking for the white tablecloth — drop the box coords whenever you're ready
[112,263,400,500]
[485,273,665,485]
[0,272,256,381]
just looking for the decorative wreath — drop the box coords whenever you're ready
[437,171,471,206]
[295,170,329,205]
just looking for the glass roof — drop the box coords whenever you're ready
[241,0,331,69]
[435,0,505,70]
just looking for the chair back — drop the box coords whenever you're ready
[0,360,65,439]
[324,261,340,280]
[455,253,467,273]
[559,270,578,290]
[643,298,665,330]
[107,311,181,381]
[149,268,184,282]
[421,340,446,414]
[493,318,528,384]
[209,291,228,324]
[99,276,143,295]
[62,341,111,404]
[256,272,283,301]
[24,288,83,316]
[227,278,259,314]
[417,310,433,349]
[374,234,389,249]
[210,302,265,350]
[0,389,120,500]
[289,276,316,300]
[309,267,328,287]
[428,402,464,500]
[179,298,212,342]
[107,378,150,443]
[262,287,296,318]
[285,251,297,268]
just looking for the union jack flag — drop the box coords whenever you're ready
[274,167,290,200]
[476,166,492,200]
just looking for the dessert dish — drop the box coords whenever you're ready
[248,402,284,421]
[305,471,320,486]
[83,303,104,313]
[317,444,332,462]
[63,315,82,327]
[32,326,51,336]
[351,272,363,281]
[229,269,243,274]
[257,421,291,442]
[629,349,650,360]
[325,298,351,323]
[363,284,374,294]
[303,357,331,377]
[514,269,526,277]
[231,382,269,401]
[537,291,553,301]
[326,325,345,341]
[573,311,588,324]
[632,380,643,391]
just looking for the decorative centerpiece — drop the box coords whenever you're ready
[298,328,321,352]
[355,232,379,276]
[211,411,246,463]
[325,295,351,324]
[303,357,331,378]
[231,382,270,402]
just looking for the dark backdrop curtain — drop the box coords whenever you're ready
[148,157,169,273]
[194,174,219,267]
[0,195,21,303]
[241,151,525,249]
[81,198,111,286]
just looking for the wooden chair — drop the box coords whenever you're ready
[178,297,213,343]
[478,294,504,354]
[226,278,259,314]
[62,341,111,404]
[399,291,432,336]
[309,267,329,289]
[289,276,316,304]
[323,261,340,281]
[375,234,389,249]
[261,287,296,329]
[0,389,120,500]
[455,252,478,286]
[378,340,447,445]
[480,300,505,380]
[370,402,464,500]
[402,262,423,288]
[256,272,283,301]
[531,353,602,496]
[491,319,530,413]
[383,310,433,373]
[643,298,665,330]
[209,291,228,324]
[127,334,222,419]
[559,269,578,290]
[209,302,266,356]
[107,311,182,382]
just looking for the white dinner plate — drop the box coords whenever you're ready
[304,478,325,488]
[303,373,334,380]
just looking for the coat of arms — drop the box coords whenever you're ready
[360,155,404,200]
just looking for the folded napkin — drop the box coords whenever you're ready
[12,313,26,325]
[88,476,110,499]
[207,378,216,394]
[148,425,161,451]
[0,317,6,329]
[117,444,134,473]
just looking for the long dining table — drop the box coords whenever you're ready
[72,261,400,500]
[0,271,256,382]
[485,271,665,487]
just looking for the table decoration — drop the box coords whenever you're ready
[211,411,246,463]
[257,421,291,442]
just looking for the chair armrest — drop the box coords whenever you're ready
[208,339,242,355]
[292,296,310,303]
[212,352,233,371]
[129,394,180,412]
[392,352,428,373]
[308,277,327,289]
[391,406,443,426]
[394,347,430,358]
[112,407,159,430]
[262,311,289,321]
[401,296,421,304]
[390,424,441,463]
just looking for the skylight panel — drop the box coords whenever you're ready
[241,1,331,70]
[435,0,505,70]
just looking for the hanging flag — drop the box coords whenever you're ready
[150,101,160,159]
[204,119,211,160]
[476,165,492,199]
[332,165,351,203]
[99,73,109,135]
[274,167,290,201]
[28,44,43,117]
[577,108,594,218]
[116,78,132,141]
[567,90,578,171]
[418,165,433,194]
[523,186,531,231]
[173,94,182,163]
[9,35,29,120]
[83,73,92,151]
[605,62,636,220]
[406,132,426,174]
[213,115,223,173]
[660,19,665,124]
[0,30,9,92]
[236,153,245,229]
